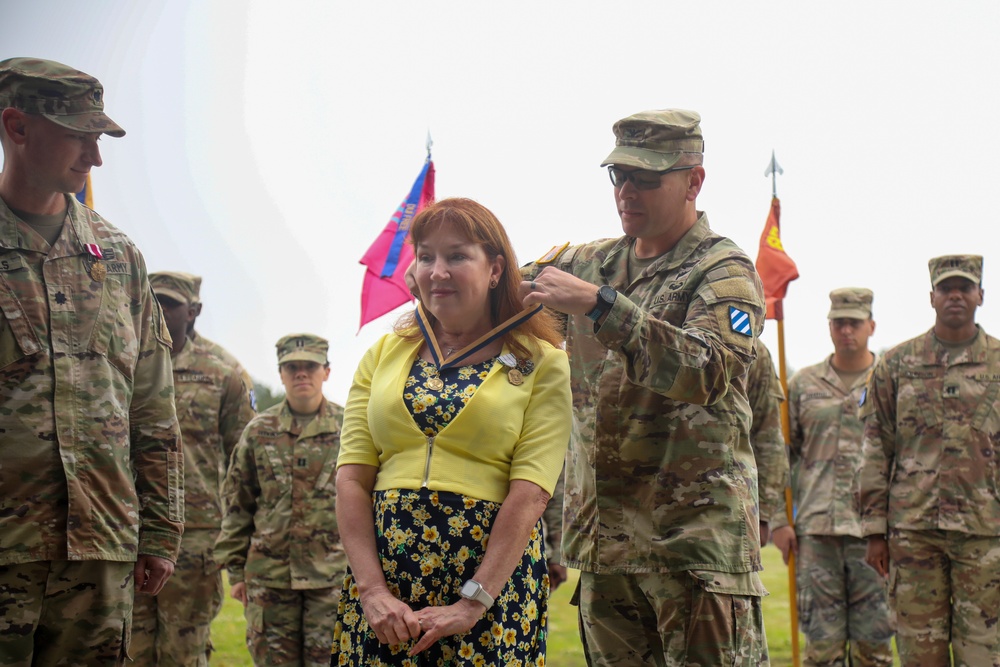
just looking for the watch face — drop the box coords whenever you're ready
[599,285,617,305]
[461,580,479,597]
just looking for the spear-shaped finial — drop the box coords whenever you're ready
[764,150,783,198]
[426,131,433,159]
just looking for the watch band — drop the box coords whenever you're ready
[586,285,617,322]
[460,579,494,608]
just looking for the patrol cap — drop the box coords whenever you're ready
[179,272,203,305]
[600,109,704,170]
[149,271,197,307]
[0,58,125,137]
[928,255,982,287]
[276,333,328,365]
[828,287,873,320]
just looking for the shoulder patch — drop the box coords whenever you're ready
[729,306,753,337]
[536,242,570,265]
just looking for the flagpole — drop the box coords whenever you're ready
[775,302,801,667]
[765,149,800,666]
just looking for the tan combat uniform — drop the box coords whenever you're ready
[216,398,345,666]
[131,331,255,665]
[527,212,768,665]
[0,196,183,662]
[747,339,789,530]
[777,356,892,667]
[860,327,1000,667]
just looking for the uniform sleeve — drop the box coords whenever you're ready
[336,337,385,468]
[219,364,256,464]
[214,425,259,584]
[747,344,789,528]
[596,258,765,406]
[508,347,572,496]
[130,281,184,561]
[542,465,565,564]
[858,356,897,537]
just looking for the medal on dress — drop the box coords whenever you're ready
[498,353,534,386]
[424,375,444,391]
[83,243,106,283]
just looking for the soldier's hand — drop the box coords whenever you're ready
[230,581,248,609]
[865,535,890,578]
[410,599,484,656]
[771,526,798,565]
[548,562,568,591]
[520,267,602,316]
[360,587,421,646]
[134,555,175,596]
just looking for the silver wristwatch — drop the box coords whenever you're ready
[460,579,494,608]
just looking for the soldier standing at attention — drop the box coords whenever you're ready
[771,288,893,666]
[860,256,1000,667]
[131,272,256,665]
[520,109,769,665]
[748,339,790,547]
[215,334,345,667]
[0,58,183,664]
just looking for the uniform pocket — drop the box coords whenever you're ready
[245,599,264,633]
[0,273,42,370]
[88,278,139,381]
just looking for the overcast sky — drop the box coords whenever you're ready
[6,1,1000,402]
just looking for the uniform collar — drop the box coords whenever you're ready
[277,398,339,437]
[0,194,102,259]
[921,325,989,365]
[602,212,711,291]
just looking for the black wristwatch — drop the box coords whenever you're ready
[585,285,617,322]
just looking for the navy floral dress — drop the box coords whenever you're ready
[331,357,551,667]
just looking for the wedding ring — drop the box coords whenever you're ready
[530,281,537,290]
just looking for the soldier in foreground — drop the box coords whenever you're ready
[0,58,182,664]
[772,288,893,666]
[131,272,256,665]
[521,109,768,665]
[215,334,345,667]
[859,256,1000,666]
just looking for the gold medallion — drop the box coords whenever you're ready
[89,260,106,282]
[425,377,444,391]
[507,369,524,386]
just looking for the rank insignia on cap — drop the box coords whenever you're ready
[729,306,752,337]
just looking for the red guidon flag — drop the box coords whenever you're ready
[755,197,799,320]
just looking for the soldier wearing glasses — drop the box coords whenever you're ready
[521,109,768,665]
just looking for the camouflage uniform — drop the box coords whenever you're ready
[859,256,1000,667]
[216,334,345,667]
[775,355,892,666]
[0,58,181,667]
[747,339,789,533]
[131,272,256,666]
[527,211,768,665]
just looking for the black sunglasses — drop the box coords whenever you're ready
[607,164,696,190]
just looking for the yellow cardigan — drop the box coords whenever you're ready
[337,333,571,502]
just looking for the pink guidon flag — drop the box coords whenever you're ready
[358,156,435,330]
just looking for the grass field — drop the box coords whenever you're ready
[208,545,838,665]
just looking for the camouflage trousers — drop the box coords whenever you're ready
[0,560,134,667]
[245,580,339,667]
[888,528,1000,667]
[796,534,893,667]
[130,530,223,666]
[575,570,769,666]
